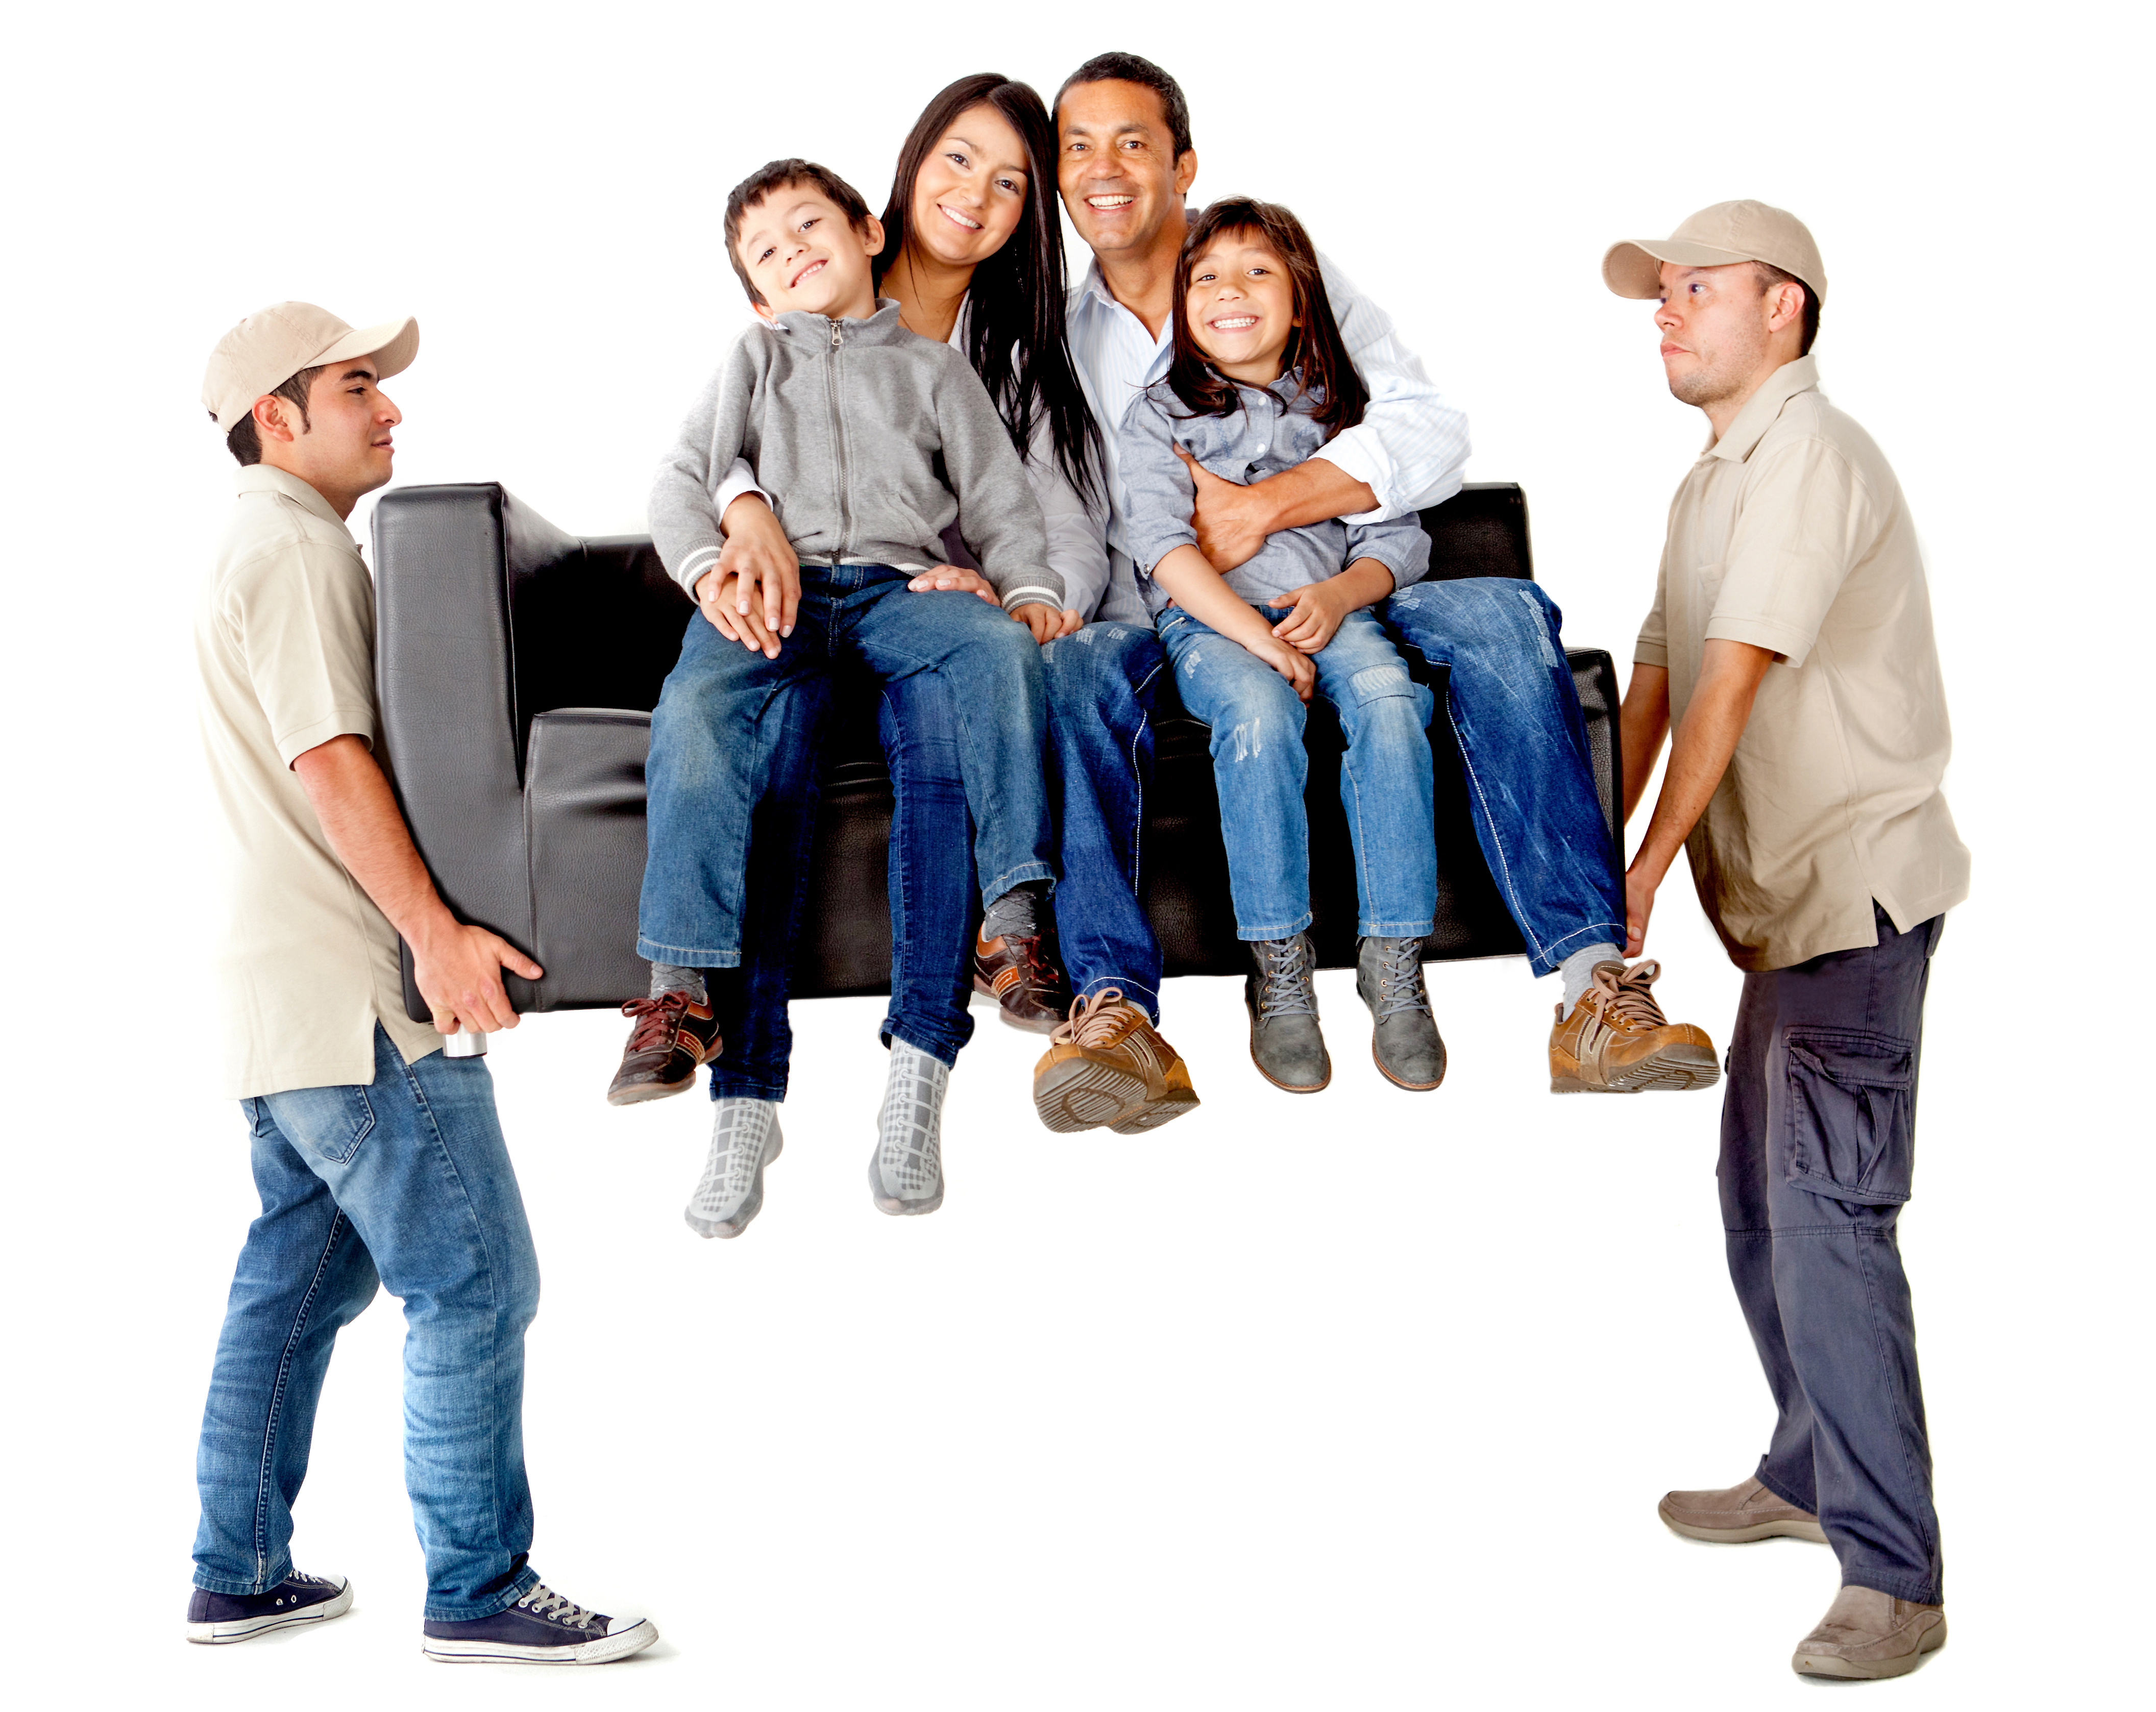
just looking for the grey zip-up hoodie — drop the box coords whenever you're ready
[651,300,1060,612]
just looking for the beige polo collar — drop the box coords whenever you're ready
[236,463,351,533]
[1706,354,1820,463]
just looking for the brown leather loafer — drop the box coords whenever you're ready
[606,990,723,1106]
[1033,988,1199,1133]
[1549,959,1718,1093]
[973,929,1071,1034]
[1792,1585,1946,1679]
[1658,1475,1828,1544]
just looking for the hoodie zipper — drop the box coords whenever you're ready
[825,318,853,558]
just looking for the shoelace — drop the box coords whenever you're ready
[1369,939,1433,1020]
[518,1583,599,1630]
[1255,937,1318,1020]
[1585,959,1670,1030]
[620,991,689,1052]
[1051,987,1131,1047]
[1002,934,1065,991]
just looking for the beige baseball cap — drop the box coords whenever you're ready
[201,301,420,432]
[1602,201,1826,302]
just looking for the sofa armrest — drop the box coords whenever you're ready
[373,483,567,1019]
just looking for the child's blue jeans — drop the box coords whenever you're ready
[1156,603,1436,940]
[638,564,1054,969]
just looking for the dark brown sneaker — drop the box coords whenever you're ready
[972,929,1071,1034]
[606,990,722,1106]
[1548,959,1718,1093]
[1032,988,1200,1134]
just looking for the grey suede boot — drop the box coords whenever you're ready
[1244,934,1330,1093]
[1356,936,1446,1090]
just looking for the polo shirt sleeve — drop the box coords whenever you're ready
[1634,543,1670,668]
[1708,436,1875,669]
[229,539,380,766]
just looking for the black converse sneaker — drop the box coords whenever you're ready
[421,1581,658,1665]
[185,1570,353,1644]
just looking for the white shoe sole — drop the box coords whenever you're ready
[186,1579,353,1643]
[424,1616,658,1665]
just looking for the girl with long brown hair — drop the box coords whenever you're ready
[1120,197,1448,1096]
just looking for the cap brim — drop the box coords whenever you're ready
[1602,239,1756,299]
[308,315,419,380]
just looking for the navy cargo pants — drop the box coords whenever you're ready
[1720,902,1946,1605]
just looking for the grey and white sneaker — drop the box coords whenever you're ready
[186,1570,353,1644]
[869,1039,948,1215]
[684,1098,782,1238]
[1356,935,1446,1090]
[422,1582,657,1665]
[1245,933,1330,1092]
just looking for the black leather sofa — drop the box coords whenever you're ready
[372,483,1622,1019]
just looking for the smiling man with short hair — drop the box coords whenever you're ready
[1042,51,1715,1104]
[1608,202,1969,1681]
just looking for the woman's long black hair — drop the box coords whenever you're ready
[1166,196,1370,440]
[876,73,1102,506]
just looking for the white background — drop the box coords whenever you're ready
[2,2,2146,1706]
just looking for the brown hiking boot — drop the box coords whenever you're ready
[1658,1475,1828,1544]
[1792,1586,1947,1679]
[606,990,723,1106]
[1549,959,1718,1093]
[1033,988,1200,1134]
[973,928,1071,1034]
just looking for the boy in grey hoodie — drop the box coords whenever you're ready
[623,159,1063,1228]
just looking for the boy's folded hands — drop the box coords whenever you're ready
[704,494,802,657]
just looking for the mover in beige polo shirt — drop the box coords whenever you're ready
[1606,203,1964,1683]
[184,302,656,1664]
[198,459,450,1095]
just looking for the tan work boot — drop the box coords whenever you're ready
[1549,959,1718,1093]
[1792,1585,1946,1679]
[1658,1475,1827,1544]
[1033,988,1200,1134]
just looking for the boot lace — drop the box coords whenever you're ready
[1586,959,1669,1030]
[1051,987,1134,1047]
[518,1583,600,1630]
[1255,937,1318,1020]
[620,991,689,1052]
[1369,938,1433,1020]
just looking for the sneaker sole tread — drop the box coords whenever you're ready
[423,1619,658,1666]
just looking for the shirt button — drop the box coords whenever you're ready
[1255,443,1267,456]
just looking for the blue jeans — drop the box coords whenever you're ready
[1721,904,1946,1604]
[639,565,1054,967]
[193,1026,542,1622]
[705,666,982,1091]
[1380,578,1624,975]
[1158,605,1436,940]
[1041,621,1167,1018]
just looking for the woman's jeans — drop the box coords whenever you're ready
[707,666,979,1093]
[193,1026,542,1623]
[1158,605,1436,940]
[1379,578,1624,975]
[639,565,1054,967]
[1720,904,1946,1605]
